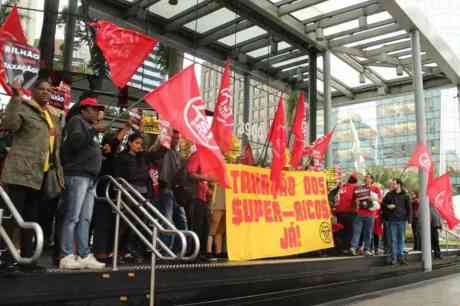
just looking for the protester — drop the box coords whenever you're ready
[92,126,129,263]
[149,130,188,247]
[350,176,375,256]
[207,183,226,260]
[410,191,421,251]
[382,178,412,265]
[333,173,358,254]
[186,150,213,258]
[430,207,442,259]
[59,97,106,270]
[0,79,64,271]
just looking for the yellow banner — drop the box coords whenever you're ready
[226,164,334,261]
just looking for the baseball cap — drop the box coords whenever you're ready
[80,97,105,111]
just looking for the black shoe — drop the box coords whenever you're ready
[434,253,443,260]
[17,263,46,273]
[398,257,408,265]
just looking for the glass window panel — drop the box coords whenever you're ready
[219,26,267,46]
[369,66,409,80]
[346,31,408,49]
[291,0,370,21]
[324,20,359,36]
[184,8,238,33]
[272,55,309,68]
[367,12,393,24]
[247,47,271,58]
[330,54,373,87]
[148,0,206,19]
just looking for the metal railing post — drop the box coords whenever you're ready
[112,188,122,271]
[149,226,158,306]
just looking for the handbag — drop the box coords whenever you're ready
[43,166,62,200]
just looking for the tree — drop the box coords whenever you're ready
[366,165,420,192]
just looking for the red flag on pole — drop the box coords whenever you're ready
[144,65,227,187]
[92,20,158,88]
[304,128,335,162]
[290,91,305,169]
[240,143,255,165]
[269,96,287,193]
[0,6,27,44]
[427,174,460,229]
[0,6,28,95]
[211,61,233,154]
[407,143,435,184]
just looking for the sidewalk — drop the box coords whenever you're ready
[344,273,460,306]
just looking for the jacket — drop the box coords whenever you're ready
[114,150,150,192]
[60,114,102,178]
[382,189,412,222]
[1,97,64,191]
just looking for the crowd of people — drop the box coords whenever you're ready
[331,173,443,265]
[0,78,445,272]
[0,78,234,272]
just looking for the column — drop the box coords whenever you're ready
[323,50,333,167]
[243,73,251,146]
[309,48,318,142]
[411,30,432,272]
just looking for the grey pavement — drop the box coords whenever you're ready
[342,274,460,306]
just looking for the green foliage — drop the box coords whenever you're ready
[286,89,299,129]
[0,0,20,25]
[366,165,420,192]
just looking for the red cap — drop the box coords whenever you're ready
[80,97,105,110]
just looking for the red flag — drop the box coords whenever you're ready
[0,6,27,95]
[240,143,255,165]
[269,96,287,193]
[144,65,227,187]
[211,61,233,153]
[290,91,305,169]
[92,20,158,88]
[0,6,27,44]
[408,143,435,185]
[428,174,460,229]
[304,128,335,162]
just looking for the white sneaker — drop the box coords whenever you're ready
[59,255,82,270]
[78,254,106,270]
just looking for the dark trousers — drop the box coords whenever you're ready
[5,184,41,258]
[92,199,114,256]
[412,218,421,251]
[372,233,380,252]
[335,213,355,252]
[189,199,210,255]
[431,227,441,257]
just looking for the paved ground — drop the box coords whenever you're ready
[343,274,460,306]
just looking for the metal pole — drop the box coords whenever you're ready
[242,73,251,147]
[63,0,77,73]
[149,226,158,306]
[323,50,333,167]
[309,48,318,142]
[411,30,432,272]
[112,189,122,271]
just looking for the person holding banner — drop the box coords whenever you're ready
[0,79,64,271]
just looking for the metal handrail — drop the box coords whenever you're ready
[96,175,200,306]
[0,185,44,264]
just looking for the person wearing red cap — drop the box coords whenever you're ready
[59,97,106,270]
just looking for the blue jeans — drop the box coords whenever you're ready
[351,215,374,251]
[389,221,406,260]
[60,176,96,257]
[158,189,188,248]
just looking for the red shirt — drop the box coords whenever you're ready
[335,183,356,213]
[186,152,208,203]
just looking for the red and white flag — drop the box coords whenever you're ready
[427,174,460,229]
[304,128,335,162]
[144,65,227,187]
[211,61,233,154]
[0,6,28,95]
[269,96,287,193]
[407,143,435,184]
[290,91,305,169]
[92,20,158,88]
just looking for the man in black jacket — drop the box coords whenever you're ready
[59,97,106,270]
[382,178,412,265]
